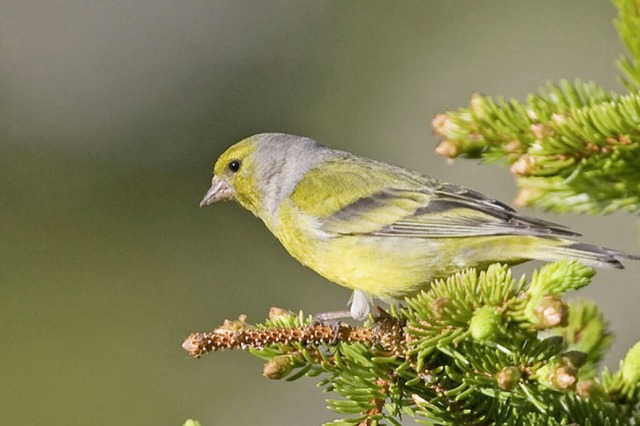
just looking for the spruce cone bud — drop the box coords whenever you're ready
[263,355,295,380]
[496,366,521,391]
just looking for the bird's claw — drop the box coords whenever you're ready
[312,310,351,344]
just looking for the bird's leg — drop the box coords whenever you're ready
[349,289,373,321]
[312,290,374,343]
[313,310,352,323]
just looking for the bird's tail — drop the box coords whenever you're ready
[542,241,640,269]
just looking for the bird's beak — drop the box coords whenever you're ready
[199,176,234,207]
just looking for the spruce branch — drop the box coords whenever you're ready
[432,81,640,214]
[183,261,640,425]
[430,0,640,215]
[615,0,640,89]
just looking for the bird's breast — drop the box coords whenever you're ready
[272,200,451,300]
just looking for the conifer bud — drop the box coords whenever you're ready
[621,341,640,385]
[263,355,295,380]
[549,365,578,390]
[431,113,454,136]
[496,366,521,391]
[535,363,578,390]
[434,140,461,158]
[510,154,537,176]
[269,307,293,321]
[470,92,488,119]
[469,306,502,340]
[530,295,568,329]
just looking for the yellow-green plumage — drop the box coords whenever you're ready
[200,133,636,320]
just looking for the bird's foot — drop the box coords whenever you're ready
[312,310,351,344]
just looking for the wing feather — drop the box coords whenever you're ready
[318,171,578,239]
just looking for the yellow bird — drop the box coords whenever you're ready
[200,133,635,320]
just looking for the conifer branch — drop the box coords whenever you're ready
[183,262,640,425]
[430,0,640,216]
[432,82,640,214]
[615,0,640,89]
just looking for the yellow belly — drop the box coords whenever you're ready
[272,202,454,300]
[308,234,452,300]
[272,201,535,301]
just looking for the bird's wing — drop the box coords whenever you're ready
[367,183,579,238]
[299,158,578,239]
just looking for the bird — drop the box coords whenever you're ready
[200,133,636,320]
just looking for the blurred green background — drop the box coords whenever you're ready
[2,1,639,425]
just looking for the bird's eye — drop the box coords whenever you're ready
[228,160,241,173]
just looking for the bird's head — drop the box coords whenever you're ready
[200,133,332,220]
[200,136,261,214]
